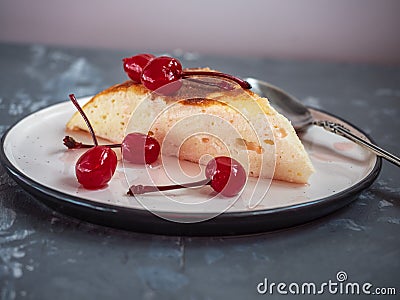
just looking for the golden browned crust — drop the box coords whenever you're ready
[180,98,228,107]
[96,80,149,96]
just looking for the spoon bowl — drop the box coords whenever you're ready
[246,78,313,131]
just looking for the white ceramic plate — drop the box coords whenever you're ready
[0,97,381,235]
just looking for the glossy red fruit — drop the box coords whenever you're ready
[141,56,183,93]
[123,53,155,83]
[75,146,118,189]
[122,133,160,164]
[205,156,246,197]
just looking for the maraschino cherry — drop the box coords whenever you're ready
[123,54,155,83]
[205,156,247,197]
[121,133,160,164]
[141,56,183,94]
[123,54,251,95]
[127,156,246,197]
[68,94,117,189]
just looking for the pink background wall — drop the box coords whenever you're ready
[1,0,399,64]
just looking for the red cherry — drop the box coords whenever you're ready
[123,54,155,83]
[141,56,183,93]
[68,94,118,189]
[205,156,246,197]
[127,156,246,197]
[76,146,117,189]
[122,133,160,164]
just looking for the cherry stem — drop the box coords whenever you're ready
[63,136,120,149]
[68,94,98,146]
[127,178,211,195]
[182,70,251,89]
[185,78,234,91]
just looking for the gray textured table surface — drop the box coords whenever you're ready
[0,43,399,300]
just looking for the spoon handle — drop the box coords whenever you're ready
[313,120,400,167]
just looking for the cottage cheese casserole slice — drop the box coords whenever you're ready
[66,74,314,184]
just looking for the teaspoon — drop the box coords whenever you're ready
[246,78,400,167]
